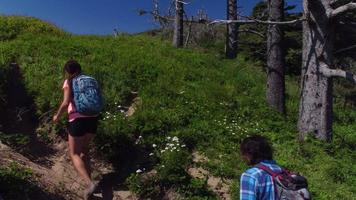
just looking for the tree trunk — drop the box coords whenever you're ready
[173,0,184,48]
[226,0,238,58]
[266,0,286,114]
[298,0,335,141]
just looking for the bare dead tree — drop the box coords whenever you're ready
[139,0,215,48]
[211,1,356,141]
[266,0,286,114]
[185,16,194,47]
[153,0,159,18]
[297,0,356,141]
[212,3,303,115]
[173,0,185,47]
[226,0,239,58]
[138,0,174,30]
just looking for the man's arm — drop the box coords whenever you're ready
[240,172,257,200]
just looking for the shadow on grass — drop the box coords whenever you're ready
[0,174,65,200]
[0,62,56,166]
[93,133,153,200]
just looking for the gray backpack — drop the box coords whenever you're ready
[256,164,311,200]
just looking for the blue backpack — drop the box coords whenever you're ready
[71,74,103,115]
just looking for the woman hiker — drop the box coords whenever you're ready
[53,60,101,199]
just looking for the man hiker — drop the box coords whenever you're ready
[239,135,282,200]
[239,135,310,200]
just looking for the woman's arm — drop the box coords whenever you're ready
[53,86,71,123]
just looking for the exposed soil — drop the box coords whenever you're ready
[187,151,232,200]
[0,138,139,200]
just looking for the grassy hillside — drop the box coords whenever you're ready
[0,16,355,199]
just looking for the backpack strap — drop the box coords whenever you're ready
[255,164,281,177]
[68,76,78,114]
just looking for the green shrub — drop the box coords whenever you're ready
[0,162,35,199]
[0,15,66,41]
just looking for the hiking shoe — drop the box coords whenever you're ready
[83,181,98,200]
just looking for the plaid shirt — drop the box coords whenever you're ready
[240,160,282,200]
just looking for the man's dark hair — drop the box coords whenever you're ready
[240,135,273,165]
[64,59,81,75]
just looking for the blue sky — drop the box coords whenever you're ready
[0,0,302,35]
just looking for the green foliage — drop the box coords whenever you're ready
[0,134,30,150]
[0,162,36,199]
[127,145,217,199]
[157,143,191,185]
[0,16,355,199]
[0,15,67,41]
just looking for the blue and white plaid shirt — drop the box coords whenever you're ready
[240,160,282,200]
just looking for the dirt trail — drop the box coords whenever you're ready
[0,135,138,200]
[187,151,232,200]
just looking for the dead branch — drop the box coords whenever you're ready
[330,2,356,18]
[330,0,342,6]
[335,44,356,54]
[320,62,356,84]
[15,107,30,121]
[209,17,305,26]
[0,96,6,103]
[237,29,265,38]
[38,108,56,121]
[177,0,189,5]
[139,9,207,25]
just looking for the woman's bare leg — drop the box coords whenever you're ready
[68,134,92,185]
[80,133,95,178]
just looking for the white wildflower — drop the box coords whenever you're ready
[149,153,154,156]
[181,144,186,148]
[152,144,157,148]
[172,136,179,142]
[136,169,142,173]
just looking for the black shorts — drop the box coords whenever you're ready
[67,117,98,137]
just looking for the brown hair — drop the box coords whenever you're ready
[63,59,81,78]
[240,135,273,165]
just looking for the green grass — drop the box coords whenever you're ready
[0,162,36,199]
[0,16,355,199]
